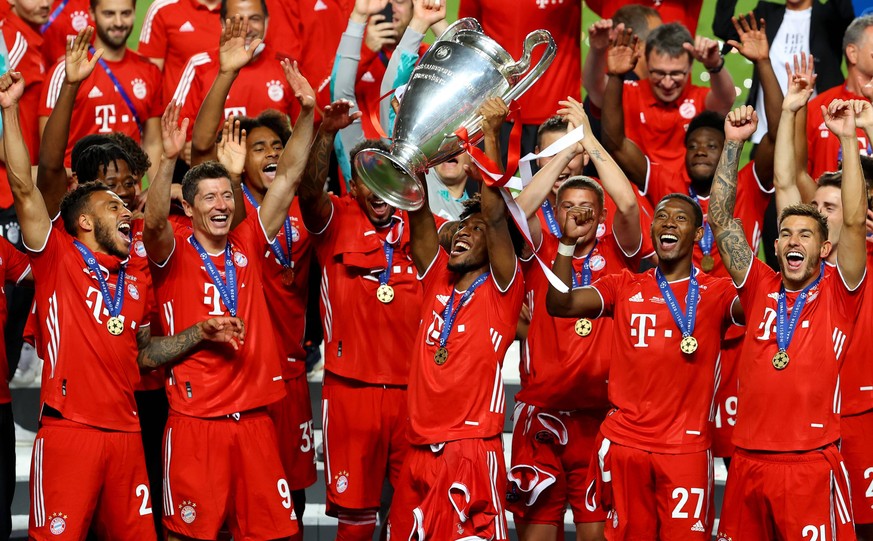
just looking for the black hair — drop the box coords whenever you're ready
[779,203,829,242]
[107,132,151,179]
[182,161,231,205]
[557,175,605,210]
[74,143,134,185]
[59,182,111,236]
[685,111,725,145]
[220,0,268,20]
[71,134,113,171]
[537,115,567,148]
[237,109,292,144]
[658,193,703,229]
[458,194,526,256]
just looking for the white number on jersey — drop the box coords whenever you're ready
[802,524,826,541]
[299,420,314,453]
[277,479,292,509]
[135,484,152,516]
[714,396,737,429]
[671,487,705,519]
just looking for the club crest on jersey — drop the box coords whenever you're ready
[335,471,350,493]
[131,78,147,100]
[679,101,697,120]
[589,254,606,272]
[5,222,19,245]
[596,222,606,238]
[127,283,139,300]
[290,226,300,242]
[134,240,146,258]
[178,501,197,524]
[49,512,67,535]
[70,11,88,32]
[266,80,284,102]
[716,534,732,541]
[233,251,248,267]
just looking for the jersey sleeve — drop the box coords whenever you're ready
[138,3,168,58]
[590,269,629,318]
[38,61,65,118]
[736,257,769,305]
[0,237,31,284]
[145,61,164,119]
[419,247,450,289]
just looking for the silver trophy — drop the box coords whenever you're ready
[353,18,556,211]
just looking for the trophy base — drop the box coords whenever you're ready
[353,147,426,212]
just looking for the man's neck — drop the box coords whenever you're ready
[94,38,126,62]
[690,178,712,198]
[243,182,265,205]
[193,228,228,254]
[442,180,466,200]
[657,257,693,282]
[76,234,110,257]
[198,0,221,9]
[573,235,597,258]
[455,264,489,290]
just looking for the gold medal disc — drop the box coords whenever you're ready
[701,255,714,272]
[376,284,395,303]
[281,267,295,286]
[772,350,790,370]
[434,346,449,365]
[680,335,698,354]
[107,316,124,336]
[575,318,592,337]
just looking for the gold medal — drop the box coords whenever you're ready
[434,346,448,365]
[772,350,790,370]
[680,335,698,354]
[575,318,592,337]
[107,316,124,336]
[281,266,295,286]
[376,284,395,303]
[701,255,714,272]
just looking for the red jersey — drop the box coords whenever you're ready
[642,161,772,278]
[39,49,163,167]
[457,0,581,126]
[623,79,710,173]
[518,232,640,411]
[0,238,30,404]
[356,42,428,139]
[410,249,524,445]
[149,215,286,417]
[587,0,703,36]
[241,194,312,380]
[28,228,152,431]
[173,44,299,139]
[39,0,92,65]
[806,85,869,180]
[592,268,737,454]
[735,259,863,451]
[137,0,222,105]
[313,195,431,385]
[841,247,873,416]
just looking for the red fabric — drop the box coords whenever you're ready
[839,246,873,416]
[409,249,524,445]
[592,268,737,454]
[266,373,317,490]
[457,102,522,187]
[711,329,742,458]
[39,0,92,66]
[841,410,873,525]
[0,237,30,403]
[806,85,870,180]
[457,0,582,125]
[586,0,704,36]
[734,260,862,451]
[136,0,222,106]
[149,216,286,417]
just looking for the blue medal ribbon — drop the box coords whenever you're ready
[688,186,713,257]
[571,240,599,289]
[40,0,72,33]
[439,272,489,348]
[241,184,293,268]
[775,262,825,352]
[378,241,394,286]
[189,237,238,317]
[655,267,699,338]
[73,240,126,318]
[541,200,561,238]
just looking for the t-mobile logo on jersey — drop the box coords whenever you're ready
[757,307,778,341]
[629,314,656,348]
[95,105,117,133]
[424,310,444,346]
[85,285,126,326]
[203,282,226,316]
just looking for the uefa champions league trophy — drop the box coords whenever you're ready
[353,18,556,211]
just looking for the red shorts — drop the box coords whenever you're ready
[29,417,156,540]
[506,402,607,525]
[718,445,855,540]
[162,410,298,540]
[389,437,508,541]
[711,334,742,458]
[588,433,714,540]
[267,373,317,490]
[843,411,873,525]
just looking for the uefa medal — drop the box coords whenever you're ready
[376,284,395,303]
[281,266,295,286]
[107,316,124,336]
[701,255,714,272]
[575,318,592,337]
[680,335,698,354]
[434,346,448,365]
[772,350,790,370]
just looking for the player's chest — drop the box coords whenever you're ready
[66,265,149,330]
[224,71,292,118]
[615,282,721,348]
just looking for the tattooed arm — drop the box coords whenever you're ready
[710,106,757,286]
[136,317,245,369]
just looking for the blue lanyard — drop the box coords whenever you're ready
[571,239,599,289]
[776,263,825,352]
[378,241,394,286]
[439,272,489,348]
[688,186,713,257]
[40,0,71,33]
[73,240,125,318]
[89,47,144,133]
[241,184,293,268]
[541,200,561,238]
[189,236,238,316]
[655,267,699,338]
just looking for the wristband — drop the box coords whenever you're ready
[557,241,576,257]
[707,55,725,74]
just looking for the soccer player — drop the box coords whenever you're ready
[507,100,642,541]
[710,102,866,539]
[39,0,163,180]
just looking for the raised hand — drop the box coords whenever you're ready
[218,16,263,74]
[783,53,817,113]
[198,316,246,350]
[478,97,510,138]
[822,99,857,139]
[353,0,388,16]
[412,0,446,30]
[216,116,247,177]
[727,13,769,63]
[161,101,189,159]
[684,36,722,71]
[606,27,639,76]
[320,99,361,134]
[588,19,615,52]
[0,71,25,109]
[725,105,758,141]
[65,27,102,84]
[562,206,596,242]
[557,97,592,137]
[365,14,396,52]
[853,99,873,133]
[281,59,316,111]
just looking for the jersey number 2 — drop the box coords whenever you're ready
[135,484,152,516]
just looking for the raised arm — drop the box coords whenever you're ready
[710,106,757,285]
[190,17,263,166]
[136,316,245,368]
[582,19,615,109]
[38,28,102,216]
[686,36,735,115]
[214,116,247,229]
[545,207,605,318]
[774,54,816,215]
[409,172,440,274]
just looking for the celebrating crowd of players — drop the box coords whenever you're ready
[2,0,873,540]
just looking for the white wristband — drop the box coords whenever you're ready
[556,241,575,257]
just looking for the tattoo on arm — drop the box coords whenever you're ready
[588,148,605,163]
[300,131,333,201]
[710,140,753,272]
[137,325,203,369]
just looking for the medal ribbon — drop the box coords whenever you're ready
[189,237,238,317]
[655,267,699,338]
[439,272,489,348]
[89,48,144,133]
[775,262,825,352]
[241,184,293,269]
[378,241,394,286]
[541,200,561,238]
[571,240,599,289]
[73,240,126,318]
[40,0,72,33]
[688,186,714,257]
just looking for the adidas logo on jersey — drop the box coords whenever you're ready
[436,294,450,306]
[87,86,104,99]
[361,71,375,83]
[314,0,328,11]
[629,292,643,302]
[179,21,195,32]
[691,520,705,533]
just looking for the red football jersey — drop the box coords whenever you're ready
[28,228,152,431]
[457,0,582,126]
[149,215,286,417]
[409,249,524,445]
[586,0,703,35]
[806,85,869,180]
[840,247,873,416]
[623,80,711,173]
[172,44,299,139]
[642,161,772,278]
[39,49,163,167]
[39,0,92,65]
[242,194,312,380]
[0,237,31,404]
[517,232,640,411]
[137,0,222,105]
[313,195,427,385]
[592,268,737,454]
[734,259,862,451]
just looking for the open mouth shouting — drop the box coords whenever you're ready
[785,250,805,272]
[117,221,131,244]
[451,239,471,257]
[262,163,278,181]
[658,233,679,251]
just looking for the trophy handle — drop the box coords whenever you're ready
[436,17,483,43]
[502,29,556,104]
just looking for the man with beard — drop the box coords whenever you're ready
[39,0,163,180]
[711,102,866,539]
